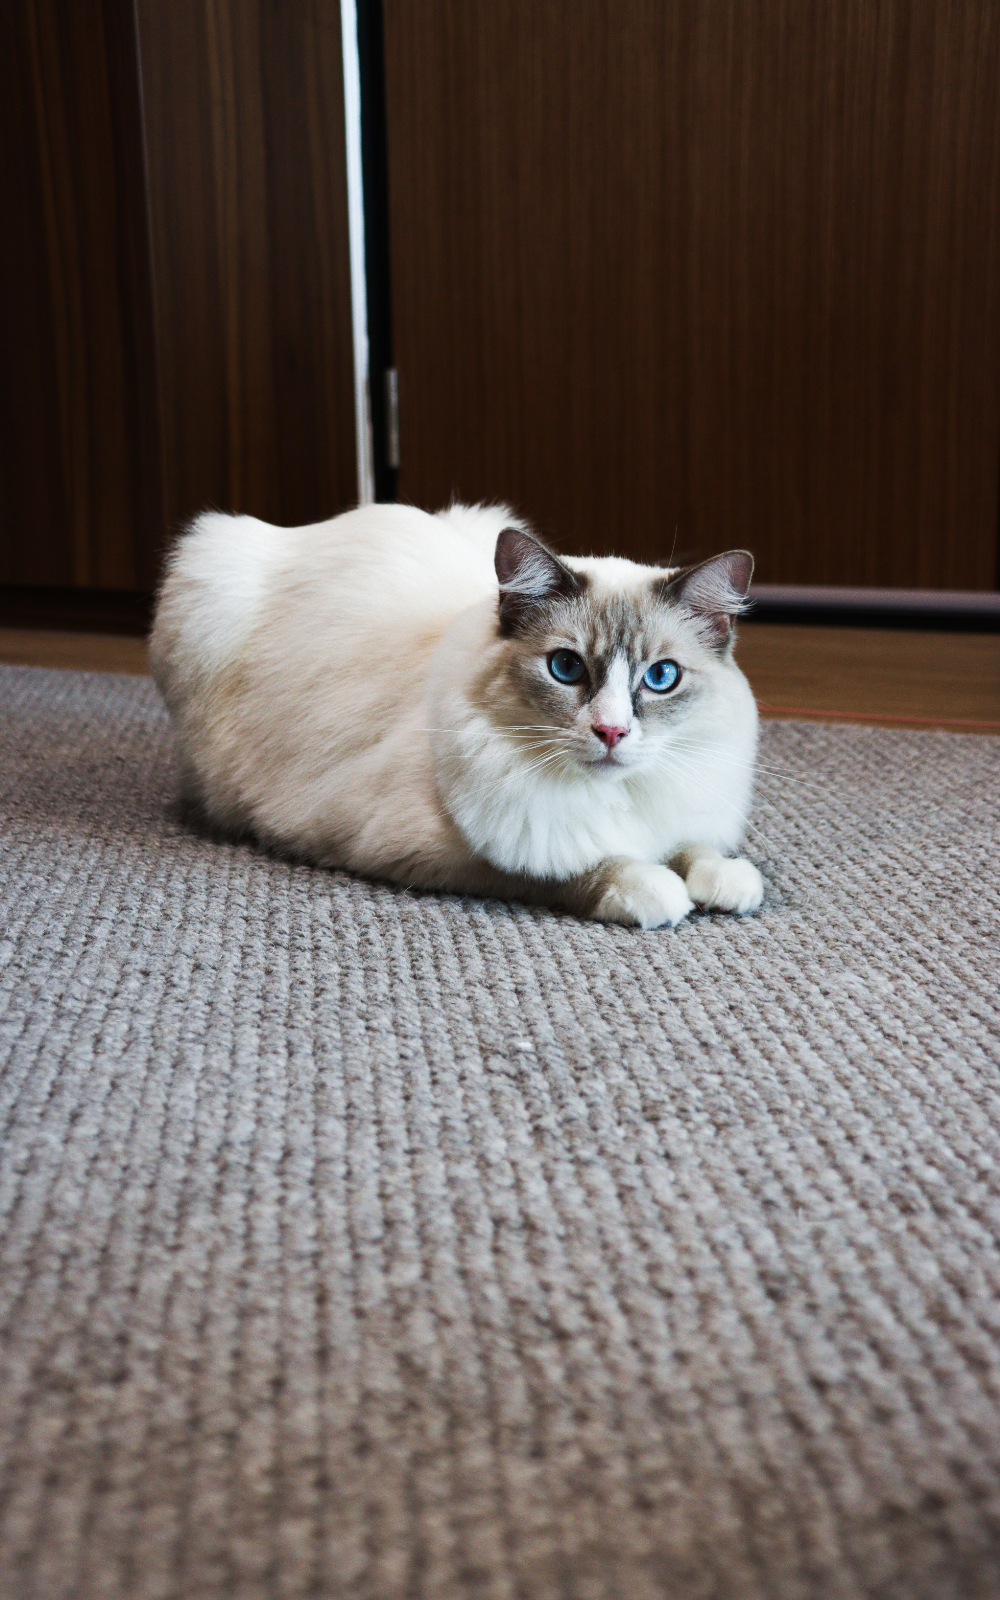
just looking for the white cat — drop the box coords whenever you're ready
[150,501,763,928]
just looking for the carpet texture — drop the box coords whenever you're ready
[1,663,1000,1600]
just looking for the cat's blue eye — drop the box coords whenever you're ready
[548,649,586,685]
[642,659,681,693]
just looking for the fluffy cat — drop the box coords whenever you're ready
[150,501,763,928]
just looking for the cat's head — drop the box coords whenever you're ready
[479,527,754,779]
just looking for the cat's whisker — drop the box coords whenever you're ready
[648,747,775,850]
[509,737,576,762]
[681,748,825,786]
[518,747,571,773]
[673,731,825,780]
[492,749,571,790]
[656,746,771,822]
[711,763,831,803]
[671,737,795,775]
[672,741,833,799]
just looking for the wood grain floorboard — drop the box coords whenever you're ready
[735,623,1000,732]
[0,628,149,676]
[1,624,998,732]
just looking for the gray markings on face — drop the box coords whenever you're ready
[570,587,684,711]
[485,562,722,744]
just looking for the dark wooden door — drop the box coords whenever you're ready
[0,0,161,589]
[383,1,1000,589]
[134,0,357,539]
[0,0,357,604]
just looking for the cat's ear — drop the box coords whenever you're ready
[663,550,754,645]
[494,528,583,635]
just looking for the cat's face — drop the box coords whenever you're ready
[477,529,754,781]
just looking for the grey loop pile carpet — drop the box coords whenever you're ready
[1,662,1000,1600]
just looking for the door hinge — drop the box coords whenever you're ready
[385,368,400,469]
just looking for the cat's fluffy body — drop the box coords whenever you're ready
[151,501,763,927]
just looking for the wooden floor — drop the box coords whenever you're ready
[1,623,999,733]
[0,628,150,677]
[735,623,1000,732]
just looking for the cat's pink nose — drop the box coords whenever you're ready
[592,723,629,749]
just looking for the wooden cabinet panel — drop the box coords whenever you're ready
[0,0,162,589]
[0,0,356,598]
[383,1,1000,589]
[134,0,357,537]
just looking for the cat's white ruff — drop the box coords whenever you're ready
[151,502,762,927]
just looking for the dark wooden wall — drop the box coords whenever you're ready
[0,0,357,602]
[383,0,1000,589]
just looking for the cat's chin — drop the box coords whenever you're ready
[583,756,636,781]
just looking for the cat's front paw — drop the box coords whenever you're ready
[686,855,763,914]
[593,862,694,930]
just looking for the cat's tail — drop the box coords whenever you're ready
[149,511,286,713]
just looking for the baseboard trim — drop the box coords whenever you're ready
[2,580,998,637]
[0,587,154,636]
[746,583,1000,632]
